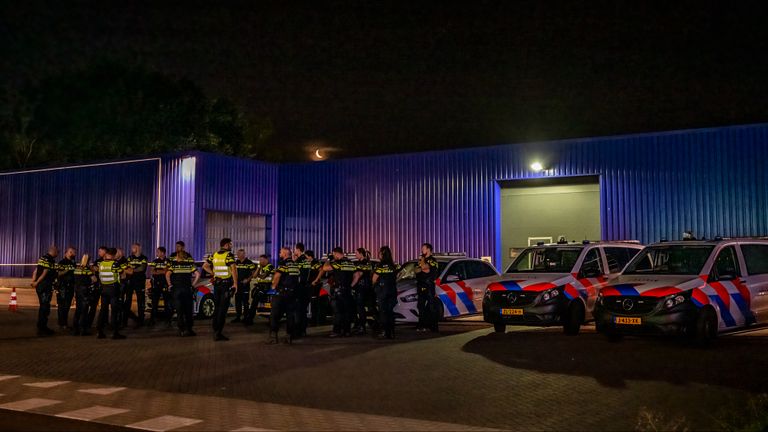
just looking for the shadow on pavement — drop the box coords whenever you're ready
[462,328,768,392]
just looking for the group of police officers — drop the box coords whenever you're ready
[30,238,441,343]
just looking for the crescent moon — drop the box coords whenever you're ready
[314,149,324,159]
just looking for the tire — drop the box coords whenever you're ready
[494,322,506,333]
[693,307,718,347]
[563,301,585,336]
[197,294,215,319]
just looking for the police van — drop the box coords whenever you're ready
[594,238,768,344]
[483,240,644,334]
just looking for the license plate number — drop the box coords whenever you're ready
[614,316,641,325]
[501,308,523,316]
[262,302,272,309]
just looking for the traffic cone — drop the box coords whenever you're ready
[8,287,18,312]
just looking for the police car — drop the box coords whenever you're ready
[483,241,643,334]
[394,253,500,322]
[594,238,768,344]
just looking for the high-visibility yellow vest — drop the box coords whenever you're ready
[211,250,234,279]
[98,260,119,285]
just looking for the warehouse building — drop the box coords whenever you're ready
[1,123,767,276]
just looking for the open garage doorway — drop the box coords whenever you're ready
[499,176,601,270]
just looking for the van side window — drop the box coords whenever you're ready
[712,246,741,281]
[741,244,768,275]
[604,247,640,273]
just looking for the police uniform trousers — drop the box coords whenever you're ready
[122,276,146,326]
[377,292,397,338]
[295,283,310,336]
[35,281,54,331]
[244,283,269,324]
[417,285,438,332]
[270,290,296,335]
[97,283,122,336]
[56,281,75,327]
[150,279,173,324]
[332,288,354,335]
[172,279,194,332]
[234,282,250,320]
[72,283,94,333]
[212,279,233,336]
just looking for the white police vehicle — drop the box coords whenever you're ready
[594,238,768,344]
[483,240,643,334]
[394,253,500,322]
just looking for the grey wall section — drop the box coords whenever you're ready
[192,153,279,260]
[0,159,160,276]
[279,124,768,267]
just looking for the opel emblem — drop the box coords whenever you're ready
[507,293,517,303]
[622,299,635,311]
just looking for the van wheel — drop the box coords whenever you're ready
[563,301,585,336]
[693,307,718,347]
[494,322,506,333]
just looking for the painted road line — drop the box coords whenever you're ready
[0,398,62,411]
[127,415,203,431]
[78,387,127,395]
[24,380,71,388]
[0,375,20,382]
[56,405,129,421]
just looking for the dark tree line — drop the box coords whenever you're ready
[0,61,275,170]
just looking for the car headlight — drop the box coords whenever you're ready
[663,294,686,309]
[400,293,418,303]
[540,287,561,303]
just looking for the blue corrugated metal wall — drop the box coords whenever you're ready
[279,124,768,267]
[0,159,161,276]
[193,153,279,260]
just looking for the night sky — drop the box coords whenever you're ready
[3,1,768,160]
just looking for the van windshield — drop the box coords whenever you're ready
[623,245,714,275]
[505,247,582,273]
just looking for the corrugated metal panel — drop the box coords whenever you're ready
[279,124,768,266]
[0,159,161,277]
[193,153,279,259]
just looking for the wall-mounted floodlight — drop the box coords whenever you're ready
[530,161,544,172]
[181,157,196,181]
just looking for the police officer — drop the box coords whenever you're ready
[351,248,373,335]
[293,243,311,338]
[56,246,77,329]
[88,246,108,329]
[244,254,274,326]
[232,249,256,323]
[170,240,186,259]
[372,246,400,339]
[305,250,323,326]
[203,238,238,341]
[414,242,439,332]
[166,250,200,337]
[267,247,300,344]
[71,254,96,336]
[124,243,148,328]
[31,246,59,336]
[114,247,129,328]
[95,248,131,339]
[148,247,172,327]
[316,247,356,338]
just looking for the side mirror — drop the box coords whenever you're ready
[444,274,461,282]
